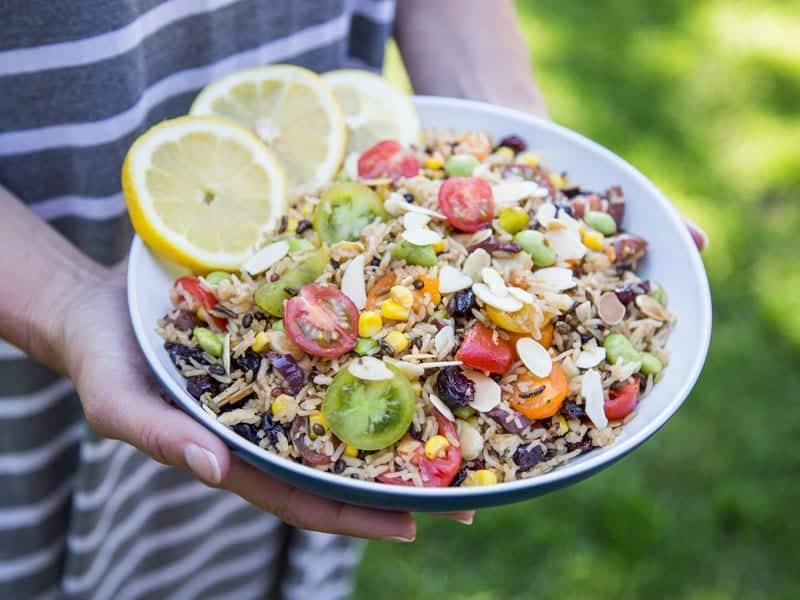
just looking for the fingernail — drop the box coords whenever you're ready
[684,218,709,252]
[184,443,222,485]
[386,535,416,543]
[455,512,474,525]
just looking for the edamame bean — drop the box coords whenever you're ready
[271,319,284,331]
[194,327,224,357]
[514,229,556,266]
[354,338,379,356]
[205,271,232,285]
[394,241,437,267]
[640,352,663,375]
[444,154,479,177]
[335,168,352,182]
[584,211,618,236]
[498,206,529,234]
[452,405,476,420]
[604,333,641,366]
[288,238,315,253]
[649,281,666,306]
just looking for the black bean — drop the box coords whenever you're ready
[561,402,586,418]
[579,332,594,344]
[283,287,298,296]
[232,423,260,444]
[233,349,262,374]
[370,256,381,267]
[561,186,582,199]
[296,219,312,234]
[566,438,594,454]
[165,342,207,367]
[213,303,237,318]
[208,364,226,376]
[312,423,325,437]
[330,258,340,269]
[447,289,475,318]
[242,314,253,328]
[403,193,414,203]
[513,445,545,471]
[277,215,288,234]
[254,311,267,321]
[497,134,527,153]
[186,374,218,399]
[413,279,424,290]
[334,460,346,474]
[450,467,468,487]
[261,413,284,445]
[555,202,573,217]
[490,374,502,383]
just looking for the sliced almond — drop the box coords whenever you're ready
[384,192,446,219]
[340,255,366,310]
[348,356,395,381]
[383,356,425,379]
[582,369,607,428]
[531,267,577,292]
[401,228,442,246]
[222,333,231,376]
[508,286,534,304]
[241,240,289,275]
[439,265,473,294]
[434,325,455,358]
[456,420,484,460]
[473,283,523,312]
[545,229,586,261]
[539,292,575,313]
[464,370,502,412]
[462,248,491,281]
[576,346,606,369]
[597,291,625,325]
[266,330,304,360]
[429,393,455,422]
[403,212,431,230]
[491,181,548,206]
[536,202,557,227]
[635,294,670,321]
[516,337,553,377]
[481,267,508,297]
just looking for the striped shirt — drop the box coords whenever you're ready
[0,2,393,598]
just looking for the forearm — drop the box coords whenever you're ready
[395,0,547,116]
[0,184,107,375]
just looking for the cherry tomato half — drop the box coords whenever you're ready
[455,323,514,375]
[438,177,495,232]
[357,140,419,180]
[604,377,640,420]
[509,362,568,420]
[378,411,462,487]
[284,284,359,358]
[174,276,227,330]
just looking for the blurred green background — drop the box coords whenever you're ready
[353,1,800,598]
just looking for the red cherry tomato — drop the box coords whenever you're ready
[174,276,227,330]
[378,411,462,487]
[438,177,495,232]
[284,284,359,358]
[455,323,514,374]
[358,140,419,180]
[604,377,640,420]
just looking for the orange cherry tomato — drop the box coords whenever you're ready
[365,272,396,310]
[509,362,568,420]
[538,322,554,349]
[412,274,440,310]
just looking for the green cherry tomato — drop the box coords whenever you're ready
[312,182,387,244]
[444,154,479,177]
[322,365,416,450]
[254,248,330,317]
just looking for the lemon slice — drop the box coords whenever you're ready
[190,65,346,195]
[322,69,420,154]
[122,116,287,271]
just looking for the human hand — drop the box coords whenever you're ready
[61,268,471,541]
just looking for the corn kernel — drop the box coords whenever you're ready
[343,444,359,458]
[271,394,295,423]
[358,311,383,337]
[432,239,446,253]
[390,285,414,309]
[423,156,443,170]
[300,204,313,218]
[582,230,605,252]
[286,217,299,233]
[384,330,409,353]
[557,415,569,435]
[548,172,566,189]
[381,299,410,321]
[517,152,540,168]
[309,413,328,439]
[252,331,270,353]
[424,435,450,459]
[495,146,515,160]
[465,469,498,486]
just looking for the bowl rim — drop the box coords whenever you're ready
[127,95,712,501]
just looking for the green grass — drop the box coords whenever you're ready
[353,2,800,598]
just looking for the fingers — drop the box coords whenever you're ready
[224,457,417,541]
[433,511,475,525]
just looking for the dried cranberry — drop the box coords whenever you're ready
[233,349,262,374]
[450,466,468,487]
[612,234,647,266]
[186,374,218,400]
[267,352,305,395]
[561,402,586,418]
[436,366,475,408]
[487,407,532,434]
[497,134,527,154]
[261,413,284,445]
[566,438,594,454]
[513,445,545,471]
[615,281,651,305]
[166,311,201,331]
[295,219,313,234]
[447,289,475,318]
[467,235,521,255]
[232,423,259,444]
[606,185,625,228]
[165,342,207,367]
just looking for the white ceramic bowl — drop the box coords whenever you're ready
[128,96,711,512]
